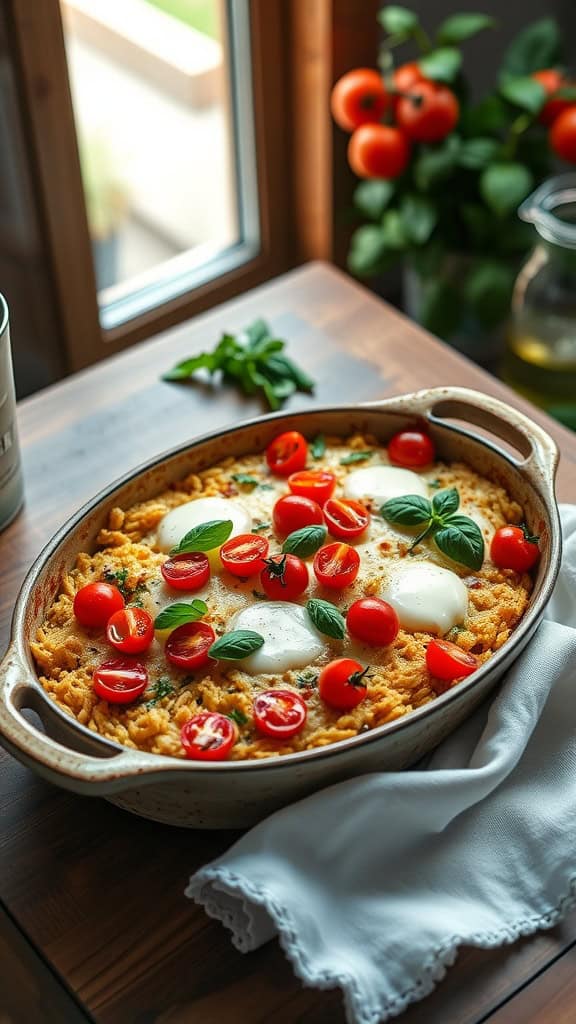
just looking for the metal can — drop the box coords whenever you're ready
[0,293,24,530]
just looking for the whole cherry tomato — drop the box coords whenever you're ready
[106,607,154,655]
[288,469,336,506]
[396,81,459,143]
[161,551,210,591]
[392,61,423,113]
[266,431,308,476]
[490,525,540,572]
[318,658,369,710]
[73,581,124,628]
[260,554,308,600]
[323,497,369,540]
[550,106,576,163]
[313,542,360,589]
[533,69,573,126]
[180,712,237,760]
[346,597,399,646]
[388,429,435,467]
[253,689,308,738]
[165,621,216,670]
[93,658,148,704]
[220,533,269,577]
[426,639,477,683]
[273,494,324,535]
[330,68,388,133]
[348,124,410,179]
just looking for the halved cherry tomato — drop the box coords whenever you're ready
[324,497,369,539]
[93,658,148,704]
[220,533,269,577]
[318,658,368,710]
[106,607,154,654]
[165,621,216,670]
[273,494,323,535]
[313,542,360,589]
[180,712,237,760]
[396,81,459,143]
[490,525,540,572]
[266,431,308,476]
[253,689,307,738]
[161,551,210,591]
[331,68,389,133]
[532,69,572,126]
[426,639,477,683]
[346,597,399,646]
[73,581,125,628]
[388,429,435,467]
[260,554,308,600]
[288,469,336,506]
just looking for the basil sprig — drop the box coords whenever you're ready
[340,450,373,465]
[170,519,233,555]
[307,598,346,640]
[154,600,208,631]
[381,488,484,570]
[311,434,326,459]
[282,525,327,558]
[208,629,265,660]
[232,473,259,489]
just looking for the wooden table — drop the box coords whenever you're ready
[1,262,575,1024]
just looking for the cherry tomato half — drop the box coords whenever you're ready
[533,69,573,126]
[165,621,216,671]
[426,639,477,683]
[273,494,324,535]
[288,469,336,506]
[318,658,368,710]
[490,525,540,572]
[106,607,154,654]
[253,689,308,738]
[313,542,360,589]
[346,598,399,646]
[260,554,309,600]
[180,712,237,761]
[324,497,369,540]
[161,551,210,591]
[266,431,308,476]
[348,123,410,180]
[93,658,148,704]
[73,581,125,628]
[396,81,459,143]
[388,429,435,467]
[220,533,269,577]
[330,68,389,133]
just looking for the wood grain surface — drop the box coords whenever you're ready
[1,262,575,1024]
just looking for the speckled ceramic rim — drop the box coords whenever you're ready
[0,387,562,784]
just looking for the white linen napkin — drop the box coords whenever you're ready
[186,506,576,1024]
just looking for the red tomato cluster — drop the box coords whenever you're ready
[331,64,459,180]
[532,69,576,163]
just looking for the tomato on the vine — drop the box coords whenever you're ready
[388,429,435,467]
[323,497,369,539]
[313,542,360,589]
[266,431,308,476]
[346,598,399,646]
[490,525,540,572]
[260,554,308,600]
[180,712,237,760]
[220,533,269,577]
[165,621,216,670]
[533,69,573,126]
[330,68,388,133]
[93,658,148,704]
[253,689,308,738]
[161,551,210,591]
[392,61,423,113]
[426,639,477,683]
[73,581,124,628]
[273,494,323,535]
[396,81,459,143]
[348,124,410,180]
[288,469,336,506]
[106,607,154,655]
[318,658,369,710]
[549,106,576,163]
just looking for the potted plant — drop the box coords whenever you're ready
[331,8,576,363]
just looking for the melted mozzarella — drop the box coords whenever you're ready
[380,561,468,635]
[344,466,428,506]
[230,602,326,674]
[157,497,251,554]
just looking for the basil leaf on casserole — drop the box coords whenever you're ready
[209,630,265,660]
[170,519,233,554]
[282,525,327,558]
[307,598,346,640]
[154,600,208,631]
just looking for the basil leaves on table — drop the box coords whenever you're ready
[170,519,233,555]
[208,630,265,661]
[282,525,327,558]
[381,487,485,570]
[154,600,208,631]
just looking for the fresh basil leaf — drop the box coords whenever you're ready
[253,521,271,532]
[377,5,418,36]
[434,515,485,570]
[232,473,260,488]
[480,162,534,217]
[340,451,373,465]
[162,352,215,381]
[437,13,495,45]
[265,354,315,393]
[419,47,462,83]
[381,494,432,525]
[170,519,233,554]
[500,17,560,78]
[154,600,208,631]
[227,707,249,727]
[432,487,459,519]
[500,75,546,115]
[353,179,395,220]
[208,630,265,660]
[282,525,327,558]
[311,434,326,459]
[306,598,346,640]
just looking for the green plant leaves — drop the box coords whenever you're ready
[420,277,463,338]
[437,13,495,45]
[380,494,432,525]
[353,180,395,220]
[432,487,459,518]
[413,136,461,190]
[311,434,326,459]
[154,600,208,631]
[306,598,346,640]
[457,137,500,170]
[419,47,462,83]
[208,630,265,660]
[434,516,484,571]
[464,261,516,328]
[340,450,373,465]
[500,76,546,114]
[500,18,560,77]
[378,5,418,37]
[480,162,534,217]
[348,225,389,277]
[282,525,327,558]
[171,519,233,555]
[380,489,485,569]
[400,194,438,244]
